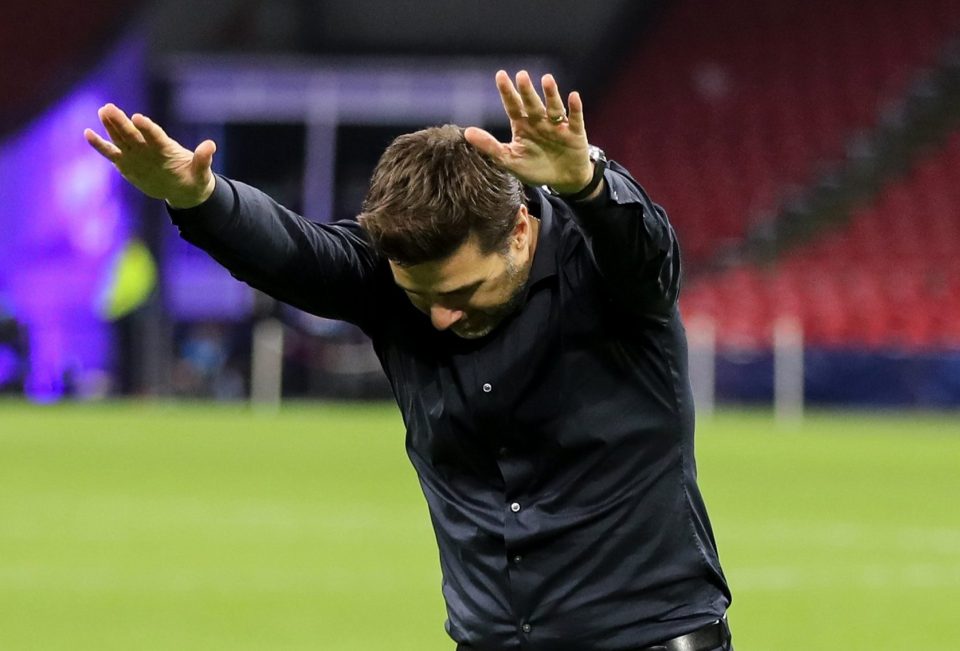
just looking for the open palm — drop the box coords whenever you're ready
[84,104,217,209]
[465,70,593,195]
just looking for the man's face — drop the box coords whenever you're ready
[389,227,532,339]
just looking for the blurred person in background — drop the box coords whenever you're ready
[85,70,732,651]
[172,322,245,399]
[0,297,28,393]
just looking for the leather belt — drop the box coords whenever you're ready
[455,617,731,651]
[640,617,731,651]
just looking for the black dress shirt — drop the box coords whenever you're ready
[170,161,731,650]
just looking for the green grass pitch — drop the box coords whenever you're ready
[1,401,958,650]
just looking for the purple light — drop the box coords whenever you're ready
[0,37,143,401]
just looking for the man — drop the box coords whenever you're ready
[85,70,732,651]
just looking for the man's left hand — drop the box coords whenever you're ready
[465,70,593,195]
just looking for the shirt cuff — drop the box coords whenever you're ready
[166,174,237,233]
[569,169,615,219]
[575,166,645,209]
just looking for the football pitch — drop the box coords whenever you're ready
[1,401,958,650]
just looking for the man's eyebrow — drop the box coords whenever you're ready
[399,279,485,296]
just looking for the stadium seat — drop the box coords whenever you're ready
[590,0,960,269]
[681,129,960,349]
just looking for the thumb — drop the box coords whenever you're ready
[192,139,217,175]
[464,127,507,162]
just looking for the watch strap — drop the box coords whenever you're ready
[554,146,608,202]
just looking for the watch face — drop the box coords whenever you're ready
[588,145,607,163]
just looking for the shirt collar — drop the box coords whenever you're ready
[526,188,560,287]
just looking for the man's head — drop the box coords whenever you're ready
[358,125,536,338]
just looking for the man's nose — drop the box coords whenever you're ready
[430,305,464,330]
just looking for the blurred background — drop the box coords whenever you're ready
[2,0,960,407]
[2,1,960,650]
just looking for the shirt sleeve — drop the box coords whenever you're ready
[567,160,681,322]
[168,175,386,330]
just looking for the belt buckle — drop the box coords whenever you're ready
[647,617,729,651]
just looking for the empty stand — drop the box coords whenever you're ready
[681,129,960,349]
[590,0,960,267]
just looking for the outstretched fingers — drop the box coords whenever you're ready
[541,74,567,121]
[495,70,525,120]
[98,103,145,149]
[87,106,173,164]
[567,91,586,136]
[131,113,169,147]
[515,70,547,119]
[84,128,122,162]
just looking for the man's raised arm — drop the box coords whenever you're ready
[465,71,680,320]
[85,105,384,328]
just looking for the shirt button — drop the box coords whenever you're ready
[512,555,522,563]
[521,623,532,634]
[482,382,492,393]
[510,502,521,513]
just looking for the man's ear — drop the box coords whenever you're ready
[512,205,529,249]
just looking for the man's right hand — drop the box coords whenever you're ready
[84,104,217,209]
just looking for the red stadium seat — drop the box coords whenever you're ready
[592,0,960,271]
[680,129,960,349]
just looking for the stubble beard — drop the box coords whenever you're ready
[450,255,530,339]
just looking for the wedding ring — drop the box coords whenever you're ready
[549,113,567,124]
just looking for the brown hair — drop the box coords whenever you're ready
[357,124,525,266]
